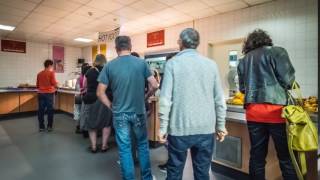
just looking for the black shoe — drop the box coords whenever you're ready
[158,163,167,173]
[88,146,97,154]
[47,127,53,132]
[39,128,45,132]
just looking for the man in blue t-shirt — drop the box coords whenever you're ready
[97,36,158,180]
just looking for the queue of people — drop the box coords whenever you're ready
[36,27,298,180]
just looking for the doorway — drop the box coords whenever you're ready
[208,39,244,97]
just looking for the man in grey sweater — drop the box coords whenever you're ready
[158,28,228,180]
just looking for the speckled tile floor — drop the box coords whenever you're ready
[0,113,234,180]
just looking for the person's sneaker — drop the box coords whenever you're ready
[47,127,53,132]
[152,175,157,180]
[117,160,121,165]
[39,128,45,132]
[158,163,167,173]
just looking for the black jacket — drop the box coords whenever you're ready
[237,46,295,105]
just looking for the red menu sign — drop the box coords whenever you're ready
[147,30,165,48]
[1,39,26,53]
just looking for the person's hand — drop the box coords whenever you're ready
[158,133,167,144]
[107,103,112,110]
[216,129,228,142]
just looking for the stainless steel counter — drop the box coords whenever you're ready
[226,105,246,124]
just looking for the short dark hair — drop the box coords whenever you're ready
[180,28,200,49]
[115,36,132,52]
[242,29,273,54]
[131,52,140,58]
[81,63,90,75]
[44,59,53,68]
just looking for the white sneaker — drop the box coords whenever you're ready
[117,160,120,165]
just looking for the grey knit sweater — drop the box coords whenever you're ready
[159,49,227,136]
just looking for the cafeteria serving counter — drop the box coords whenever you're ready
[212,104,318,180]
[0,87,78,115]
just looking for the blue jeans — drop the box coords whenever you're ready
[38,93,54,129]
[167,133,214,180]
[247,122,298,180]
[113,112,152,180]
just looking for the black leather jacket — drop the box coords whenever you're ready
[237,46,295,105]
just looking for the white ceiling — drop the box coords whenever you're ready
[0,0,273,47]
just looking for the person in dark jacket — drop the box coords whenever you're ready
[237,29,298,180]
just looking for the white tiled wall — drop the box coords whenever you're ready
[82,0,318,97]
[0,41,82,87]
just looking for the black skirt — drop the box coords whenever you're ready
[82,99,112,130]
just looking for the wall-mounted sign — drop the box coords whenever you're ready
[1,39,26,53]
[52,46,64,73]
[98,27,120,43]
[92,44,107,61]
[147,30,165,48]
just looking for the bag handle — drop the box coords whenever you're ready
[287,81,303,106]
[287,124,305,180]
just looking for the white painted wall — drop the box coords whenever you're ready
[82,0,318,97]
[0,41,82,87]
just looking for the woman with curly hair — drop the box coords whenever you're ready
[237,29,298,180]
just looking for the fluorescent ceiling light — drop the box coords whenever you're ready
[74,37,93,42]
[0,24,15,31]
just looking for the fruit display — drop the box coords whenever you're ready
[227,92,245,105]
[302,96,318,113]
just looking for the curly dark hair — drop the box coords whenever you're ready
[242,29,273,54]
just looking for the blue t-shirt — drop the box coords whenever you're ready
[97,55,152,114]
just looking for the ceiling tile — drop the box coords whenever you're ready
[200,0,236,7]
[73,5,107,19]
[130,0,167,14]
[0,20,19,27]
[113,7,147,20]
[24,12,59,23]
[173,0,208,13]
[41,0,83,12]
[156,0,185,6]
[70,0,91,4]
[43,25,73,34]
[14,25,45,33]
[0,14,24,24]
[0,5,30,17]
[188,8,219,19]
[243,0,273,5]
[98,14,129,26]
[213,1,248,12]
[7,31,35,40]
[53,19,83,28]
[64,13,92,23]
[33,5,70,18]
[113,0,138,5]
[87,0,124,12]
[151,8,186,20]
[18,20,51,29]
[25,0,43,3]
[0,0,38,11]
